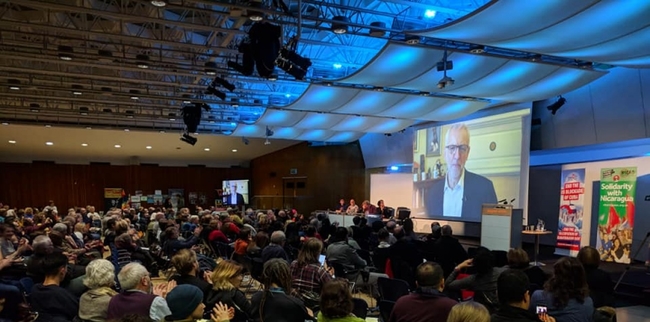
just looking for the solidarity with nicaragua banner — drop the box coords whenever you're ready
[597,167,637,264]
[555,169,586,257]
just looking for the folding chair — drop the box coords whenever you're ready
[377,277,410,302]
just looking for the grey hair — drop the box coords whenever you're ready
[83,259,116,289]
[32,235,53,255]
[117,262,149,291]
[52,223,68,234]
[270,231,286,244]
[445,123,470,145]
[190,215,199,222]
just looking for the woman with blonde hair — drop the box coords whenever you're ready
[78,259,118,321]
[204,260,251,321]
[446,301,490,322]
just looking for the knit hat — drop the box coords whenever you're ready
[165,284,204,320]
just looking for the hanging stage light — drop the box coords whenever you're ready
[547,96,566,115]
[212,76,236,92]
[180,133,198,146]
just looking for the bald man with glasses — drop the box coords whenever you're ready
[425,124,497,222]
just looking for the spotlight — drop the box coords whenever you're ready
[7,79,20,90]
[125,110,135,119]
[182,102,210,133]
[332,63,342,69]
[266,126,274,137]
[247,1,264,21]
[71,84,83,95]
[79,107,89,116]
[437,76,455,89]
[58,45,74,61]
[204,62,217,75]
[369,21,386,37]
[181,94,192,104]
[424,9,437,18]
[242,137,250,145]
[547,96,566,115]
[405,35,422,45]
[331,16,349,34]
[436,60,453,72]
[129,89,140,100]
[180,133,198,146]
[136,54,150,69]
[150,0,167,7]
[469,44,485,54]
[168,113,176,121]
[206,86,226,100]
[212,76,236,92]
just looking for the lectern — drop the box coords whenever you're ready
[480,204,522,251]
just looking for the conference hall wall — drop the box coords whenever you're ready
[0,162,249,211]
[530,156,650,261]
[249,141,365,212]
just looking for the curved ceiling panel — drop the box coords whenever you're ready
[289,86,360,112]
[233,124,302,140]
[341,45,438,87]
[294,113,346,130]
[415,1,650,67]
[327,132,365,143]
[333,91,405,115]
[420,100,488,121]
[256,110,306,127]
[296,129,335,141]
[334,43,605,102]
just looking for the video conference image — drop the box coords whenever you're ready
[412,110,527,222]
[220,179,250,206]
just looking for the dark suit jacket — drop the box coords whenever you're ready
[227,193,245,206]
[425,170,497,222]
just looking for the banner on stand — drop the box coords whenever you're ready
[104,188,123,211]
[555,169,586,256]
[597,167,637,264]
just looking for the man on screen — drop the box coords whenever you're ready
[425,124,497,222]
[227,182,245,207]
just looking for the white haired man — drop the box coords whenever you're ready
[106,262,174,321]
[425,124,497,222]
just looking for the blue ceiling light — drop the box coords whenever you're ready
[424,9,437,19]
[333,63,342,69]
[285,94,292,98]
[390,165,399,171]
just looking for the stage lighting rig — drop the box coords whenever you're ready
[436,50,454,89]
[206,86,226,100]
[182,102,210,134]
[180,133,198,146]
[212,76,236,92]
[276,37,312,80]
[228,22,282,79]
[547,96,566,115]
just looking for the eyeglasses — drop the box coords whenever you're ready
[445,145,469,154]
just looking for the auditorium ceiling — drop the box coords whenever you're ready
[0,0,645,155]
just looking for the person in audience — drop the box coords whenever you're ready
[106,262,173,321]
[170,249,212,301]
[290,238,332,298]
[491,269,556,322]
[78,259,118,322]
[163,225,202,257]
[247,231,269,258]
[389,262,457,322]
[317,279,364,322]
[208,220,229,244]
[165,284,207,322]
[262,231,289,263]
[234,227,251,256]
[251,259,314,322]
[204,260,251,321]
[446,247,505,311]
[385,220,398,244]
[435,225,468,277]
[529,257,593,322]
[447,301,491,322]
[326,227,386,299]
[373,228,391,273]
[576,246,614,308]
[0,224,30,260]
[346,199,359,215]
[335,199,347,213]
[507,248,547,290]
[30,251,79,322]
[388,226,424,288]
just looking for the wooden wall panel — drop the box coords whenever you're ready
[0,163,249,211]
[250,142,366,212]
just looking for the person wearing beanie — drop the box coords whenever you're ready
[165,284,205,322]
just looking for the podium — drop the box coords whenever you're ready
[480,204,522,251]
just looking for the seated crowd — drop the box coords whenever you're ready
[0,201,617,322]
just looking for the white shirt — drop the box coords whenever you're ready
[443,170,465,218]
[230,193,237,205]
[346,204,359,215]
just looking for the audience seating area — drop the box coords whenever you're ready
[0,202,622,322]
